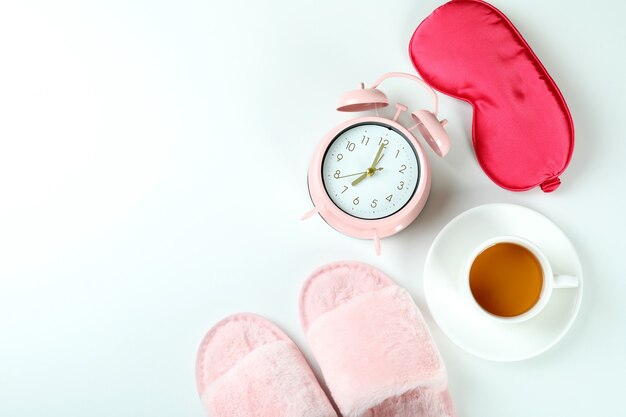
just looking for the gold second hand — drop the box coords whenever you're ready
[337,168,383,179]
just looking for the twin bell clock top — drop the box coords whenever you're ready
[303,72,451,255]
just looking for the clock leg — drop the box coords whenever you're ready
[373,228,381,256]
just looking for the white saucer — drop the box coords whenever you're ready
[423,204,583,362]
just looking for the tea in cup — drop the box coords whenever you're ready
[464,236,578,323]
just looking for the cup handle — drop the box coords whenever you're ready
[553,274,579,289]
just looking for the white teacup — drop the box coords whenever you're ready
[463,236,579,323]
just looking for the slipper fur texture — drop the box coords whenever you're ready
[196,313,337,417]
[300,262,457,417]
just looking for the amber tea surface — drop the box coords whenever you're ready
[469,243,543,317]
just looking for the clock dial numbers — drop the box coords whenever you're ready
[322,123,420,220]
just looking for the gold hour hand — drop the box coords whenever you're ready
[351,167,383,186]
[352,143,386,186]
[351,171,369,186]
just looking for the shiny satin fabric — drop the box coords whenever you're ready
[409,0,574,192]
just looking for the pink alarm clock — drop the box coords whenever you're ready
[303,72,451,255]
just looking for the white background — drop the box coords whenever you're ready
[0,0,624,416]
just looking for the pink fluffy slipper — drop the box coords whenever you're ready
[195,313,338,417]
[300,262,457,417]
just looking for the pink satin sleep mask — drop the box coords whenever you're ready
[409,0,574,192]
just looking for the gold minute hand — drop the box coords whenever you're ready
[353,144,386,186]
[370,143,386,169]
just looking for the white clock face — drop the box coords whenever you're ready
[322,122,420,220]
